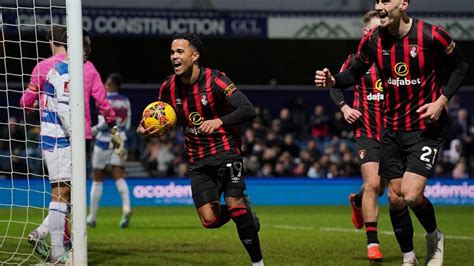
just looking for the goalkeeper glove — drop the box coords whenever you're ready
[109,126,125,156]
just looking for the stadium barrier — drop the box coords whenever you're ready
[2,178,473,207]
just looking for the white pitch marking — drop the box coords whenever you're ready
[266,225,474,241]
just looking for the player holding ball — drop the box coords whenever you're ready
[137,33,263,266]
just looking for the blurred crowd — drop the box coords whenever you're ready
[131,96,474,179]
[1,96,474,179]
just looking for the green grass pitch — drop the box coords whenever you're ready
[1,206,473,265]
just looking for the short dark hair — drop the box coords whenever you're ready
[172,33,204,54]
[107,73,123,88]
[47,25,67,47]
[362,10,379,25]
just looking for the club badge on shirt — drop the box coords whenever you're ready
[409,45,418,58]
[201,95,208,106]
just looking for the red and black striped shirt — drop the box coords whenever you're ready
[158,67,243,164]
[340,54,383,140]
[355,19,458,131]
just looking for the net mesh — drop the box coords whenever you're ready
[0,1,69,264]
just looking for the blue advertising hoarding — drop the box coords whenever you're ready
[1,178,473,208]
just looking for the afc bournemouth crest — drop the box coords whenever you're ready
[359,149,366,160]
[409,44,418,58]
[201,95,208,106]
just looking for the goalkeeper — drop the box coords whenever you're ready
[87,73,133,229]
[19,26,124,262]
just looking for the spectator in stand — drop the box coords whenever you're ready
[447,95,461,120]
[156,140,174,176]
[444,139,462,165]
[304,139,321,161]
[293,162,307,177]
[310,105,330,145]
[244,156,260,176]
[342,152,358,177]
[243,128,256,156]
[142,138,160,175]
[278,151,294,172]
[319,154,331,172]
[289,96,307,139]
[278,108,295,136]
[452,158,469,179]
[281,133,300,158]
[307,161,325,179]
[299,149,315,169]
[254,106,272,127]
[452,109,473,159]
[265,129,280,148]
[326,163,340,179]
[251,119,266,140]
[251,139,266,159]
[258,163,274,178]
[175,162,188,178]
[274,160,290,177]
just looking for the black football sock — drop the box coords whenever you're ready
[365,222,379,245]
[410,197,437,234]
[354,192,363,208]
[230,206,262,262]
[389,205,414,253]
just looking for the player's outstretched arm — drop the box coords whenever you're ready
[328,54,362,125]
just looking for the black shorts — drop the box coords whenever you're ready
[355,137,380,165]
[189,153,246,208]
[379,126,446,180]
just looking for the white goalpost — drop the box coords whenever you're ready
[0,0,87,265]
[66,0,87,265]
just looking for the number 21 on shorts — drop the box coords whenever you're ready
[420,146,439,165]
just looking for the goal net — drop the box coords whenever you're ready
[0,0,86,264]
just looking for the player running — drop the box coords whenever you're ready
[315,0,469,265]
[87,73,133,228]
[137,33,263,265]
[329,10,384,262]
